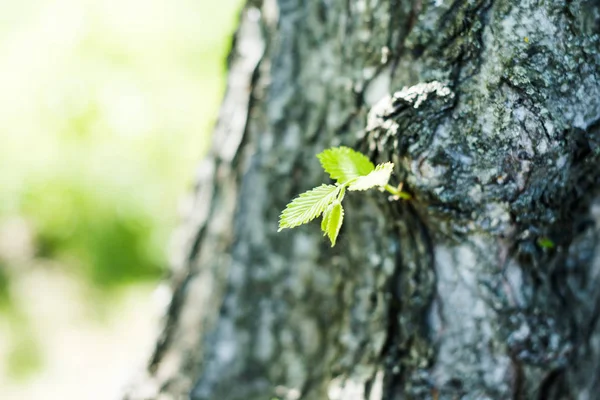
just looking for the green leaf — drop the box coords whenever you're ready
[537,237,555,249]
[324,201,344,247]
[348,162,394,191]
[317,146,374,183]
[278,184,340,231]
[321,204,332,234]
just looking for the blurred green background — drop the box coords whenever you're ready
[0,0,241,398]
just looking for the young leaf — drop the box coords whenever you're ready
[321,203,332,235]
[324,201,344,247]
[348,162,394,191]
[278,184,339,231]
[537,237,555,249]
[317,146,374,183]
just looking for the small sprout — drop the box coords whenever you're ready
[524,36,530,43]
[537,237,555,249]
[278,146,409,246]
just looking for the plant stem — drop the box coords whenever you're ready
[384,184,411,200]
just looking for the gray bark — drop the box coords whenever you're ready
[124,0,600,399]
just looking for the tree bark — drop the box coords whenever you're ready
[125,0,600,399]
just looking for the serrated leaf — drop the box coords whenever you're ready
[348,162,394,191]
[325,201,344,247]
[317,146,375,183]
[321,204,332,235]
[278,184,340,231]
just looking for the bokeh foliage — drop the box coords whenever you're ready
[0,0,242,381]
[0,0,241,290]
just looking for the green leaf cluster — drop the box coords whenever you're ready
[278,146,403,246]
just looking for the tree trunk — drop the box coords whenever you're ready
[124,1,600,399]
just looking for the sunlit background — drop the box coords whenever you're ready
[0,0,241,398]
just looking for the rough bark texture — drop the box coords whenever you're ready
[125,1,600,399]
